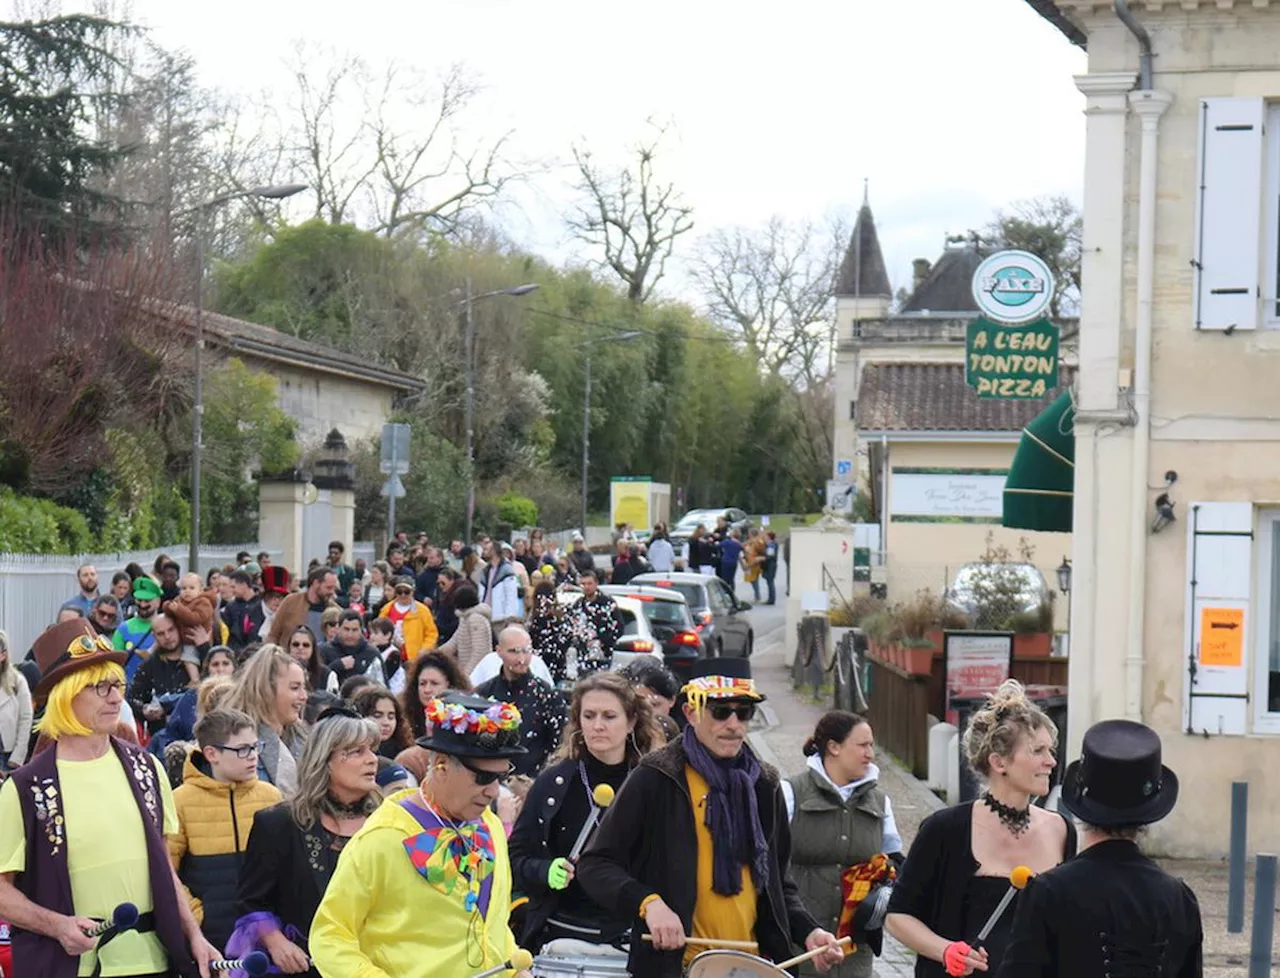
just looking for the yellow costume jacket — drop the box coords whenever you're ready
[310,788,518,978]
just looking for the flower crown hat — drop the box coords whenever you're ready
[417,691,527,758]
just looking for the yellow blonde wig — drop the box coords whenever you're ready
[37,661,125,740]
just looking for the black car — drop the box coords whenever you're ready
[601,584,704,680]
[627,572,754,658]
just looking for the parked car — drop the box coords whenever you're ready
[555,591,664,673]
[668,508,752,547]
[602,584,704,680]
[628,571,754,658]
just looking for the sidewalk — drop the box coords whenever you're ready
[745,618,1272,978]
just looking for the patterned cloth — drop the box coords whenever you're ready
[401,798,497,916]
[837,853,896,945]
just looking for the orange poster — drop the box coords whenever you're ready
[1200,607,1245,667]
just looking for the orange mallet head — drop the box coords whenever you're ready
[1010,865,1033,889]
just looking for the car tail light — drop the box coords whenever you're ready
[696,610,713,627]
[674,631,700,647]
[629,639,656,653]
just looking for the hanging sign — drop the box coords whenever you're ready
[965,317,1060,399]
[972,250,1055,324]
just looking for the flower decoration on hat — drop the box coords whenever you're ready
[681,674,764,715]
[426,698,521,741]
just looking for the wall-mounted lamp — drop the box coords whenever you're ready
[1056,557,1072,594]
[1152,493,1176,533]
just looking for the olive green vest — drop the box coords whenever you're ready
[786,767,887,978]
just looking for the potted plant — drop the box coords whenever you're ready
[862,611,898,665]
[828,600,857,650]
[900,637,936,675]
[1010,600,1055,657]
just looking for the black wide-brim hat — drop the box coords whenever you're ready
[1060,718,1179,827]
[416,691,528,759]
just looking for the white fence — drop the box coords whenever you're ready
[0,543,279,656]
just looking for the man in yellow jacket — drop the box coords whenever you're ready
[310,692,533,978]
[377,575,437,661]
[168,707,281,953]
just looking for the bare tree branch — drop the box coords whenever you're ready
[566,122,694,304]
[690,215,844,385]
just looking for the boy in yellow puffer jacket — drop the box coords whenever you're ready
[169,708,282,952]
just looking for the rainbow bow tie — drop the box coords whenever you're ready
[404,822,496,907]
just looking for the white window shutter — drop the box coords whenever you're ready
[1193,98,1265,331]
[1183,502,1253,736]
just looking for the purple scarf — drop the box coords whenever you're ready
[681,724,769,896]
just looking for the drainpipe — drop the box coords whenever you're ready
[1120,1,1173,720]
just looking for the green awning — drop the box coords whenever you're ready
[1003,390,1074,532]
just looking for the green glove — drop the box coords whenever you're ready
[548,857,572,890]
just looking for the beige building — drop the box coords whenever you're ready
[1032,0,1280,856]
[831,204,1073,612]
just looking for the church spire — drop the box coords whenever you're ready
[835,187,891,298]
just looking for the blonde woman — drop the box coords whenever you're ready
[0,629,32,770]
[222,645,310,795]
[886,680,1075,978]
[233,707,381,978]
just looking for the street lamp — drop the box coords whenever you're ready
[1056,557,1072,593]
[187,183,308,576]
[581,330,643,535]
[463,281,540,543]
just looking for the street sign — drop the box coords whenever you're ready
[836,459,852,478]
[826,480,855,516]
[381,473,406,499]
[380,423,411,474]
[971,250,1055,325]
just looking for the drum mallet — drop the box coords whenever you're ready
[209,952,270,976]
[568,783,616,862]
[82,902,138,937]
[974,865,1033,947]
[468,947,534,978]
[642,935,759,951]
[777,935,853,970]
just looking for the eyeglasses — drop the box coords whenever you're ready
[708,703,757,723]
[212,741,263,759]
[457,757,514,786]
[288,640,312,649]
[504,646,533,657]
[89,680,124,698]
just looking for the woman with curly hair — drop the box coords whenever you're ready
[886,680,1075,978]
[351,684,412,760]
[508,670,663,953]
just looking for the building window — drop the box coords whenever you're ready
[1266,104,1280,326]
[1255,511,1280,731]
[849,400,857,420]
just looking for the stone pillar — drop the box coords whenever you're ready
[258,479,307,580]
[784,520,856,666]
[312,428,356,558]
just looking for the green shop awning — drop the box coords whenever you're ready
[1003,390,1074,532]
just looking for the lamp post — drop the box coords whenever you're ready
[1056,556,1073,656]
[462,281,540,544]
[581,331,643,535]
[186,184,307,576]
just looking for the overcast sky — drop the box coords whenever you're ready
[58,0,1088,298]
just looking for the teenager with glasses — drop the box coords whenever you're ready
[578,658,845,978]
[509,671,664,957]
[310,691,533,978]
[169,708,282,952]
[233,708,382,977]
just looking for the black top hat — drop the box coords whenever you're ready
[1060,719,1179,827]
[416,691,528,759]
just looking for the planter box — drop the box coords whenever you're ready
[903,646,934,675]
[1014,632,1053,658]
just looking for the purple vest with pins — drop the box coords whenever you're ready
[10,737,196,978]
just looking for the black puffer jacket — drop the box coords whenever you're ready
[577,737,820,977]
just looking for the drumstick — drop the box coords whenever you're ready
[82,902,138,937]
[210,953,269,976]
[567,783,616,861]
[642,935,760,951]
[469,947,534,978]
[776,935,853,970]
[974,866,1034,946]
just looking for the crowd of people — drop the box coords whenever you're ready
[0,528,1205,978]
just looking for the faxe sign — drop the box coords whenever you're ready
[972,250,1055,324]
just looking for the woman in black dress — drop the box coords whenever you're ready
[507,671,663,952]
[230,707,381,975]
[885,680,1076,978]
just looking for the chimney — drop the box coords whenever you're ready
[912,259,932,291]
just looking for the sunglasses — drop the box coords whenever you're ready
[708,703,757,723]
[457,756,514,786]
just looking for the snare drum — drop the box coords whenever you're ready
[532,938,631,977]
[683,949,785,977]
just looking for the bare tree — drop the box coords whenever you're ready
[690,215,845,386]
[983,195,1081,318]
[567,123,693,305]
